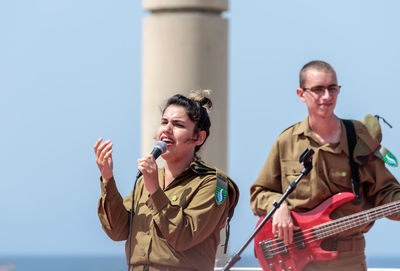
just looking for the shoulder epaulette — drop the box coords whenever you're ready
[280,122,298,135]
[191,161,216,174]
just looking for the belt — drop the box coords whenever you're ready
[322,234,365,253]
[130,264,194,271]
[130,266,150,271]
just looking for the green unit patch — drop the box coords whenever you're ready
[215,186,227,205]
[215,173,228,205]
[383,151,398,167]
[375,146,398,167]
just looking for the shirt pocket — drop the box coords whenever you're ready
[281,160,311,200]
[328,167,352,192]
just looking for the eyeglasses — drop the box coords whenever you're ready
[302,85,341,96]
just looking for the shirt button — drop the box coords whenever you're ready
[141,252,146,257]
[146,231,150,235]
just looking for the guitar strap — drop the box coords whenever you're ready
[342,119,361,200]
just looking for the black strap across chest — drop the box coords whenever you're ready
[342,119,361,199]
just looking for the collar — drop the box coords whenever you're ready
[158,160,215,189]
[292,117,348,155]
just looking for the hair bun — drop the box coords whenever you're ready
[189,89,213,112]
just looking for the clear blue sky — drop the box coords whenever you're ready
[1,0,399,262]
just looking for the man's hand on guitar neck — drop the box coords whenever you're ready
[272,203,299,245]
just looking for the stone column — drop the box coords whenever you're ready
[142,0,229,266]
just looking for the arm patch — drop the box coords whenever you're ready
[375,146,399,167]
[215,173,228,205]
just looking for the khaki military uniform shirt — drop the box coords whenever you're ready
[251,117,400,223]
[98,160,239,271]
[250,118,400,270]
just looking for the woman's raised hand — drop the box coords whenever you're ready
[94,138,114,181]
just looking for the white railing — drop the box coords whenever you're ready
[214,268,400,271]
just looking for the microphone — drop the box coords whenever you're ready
[136,141,167,179]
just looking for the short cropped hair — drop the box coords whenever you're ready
[299,60,337,88]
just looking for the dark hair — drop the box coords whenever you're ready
[162,90,213,158]
[299,60,337,88]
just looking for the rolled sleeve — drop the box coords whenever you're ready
[97,176,130,241]
[100,177,120,198]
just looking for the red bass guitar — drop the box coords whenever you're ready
[254,192,400,271]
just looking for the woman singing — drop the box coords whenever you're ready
[94,91,239,271]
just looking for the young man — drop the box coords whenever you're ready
[250,60,400,271]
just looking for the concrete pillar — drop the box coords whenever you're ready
[142,0,229,266]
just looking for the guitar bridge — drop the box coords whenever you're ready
[259,239,276,259]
